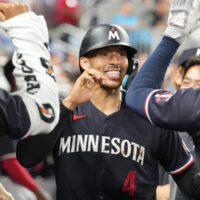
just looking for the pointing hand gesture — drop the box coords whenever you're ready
[63,69,106,110]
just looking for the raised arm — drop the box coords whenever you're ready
[126,0,200,131]
[0,3,59,139]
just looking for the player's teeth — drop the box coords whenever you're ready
[106,71,120,78]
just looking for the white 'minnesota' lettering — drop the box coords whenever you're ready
[87,135,99,152]
[121,140,131,158]
[111,137,120,154]
[108,31,120,40]
[59,135,145,165]
[131,142,140,160]
[101,136,110,153]
[76,135,88,152]
[59,137,71,155]
[137,147,145,165]
[71,135,76,152]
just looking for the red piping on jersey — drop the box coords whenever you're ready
[144,89,161,124]
[170,156,194,175]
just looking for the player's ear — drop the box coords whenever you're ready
[80,57,90,70]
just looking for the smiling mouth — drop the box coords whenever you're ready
[105,71,121,79]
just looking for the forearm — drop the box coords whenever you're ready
[126,36,179,118]
[1,11,59,136]
[173,162,200,199]
[125,0,198,120]
[1,158,38,191]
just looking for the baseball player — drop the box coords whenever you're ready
[126,0,200,135]
[173,52,200,200]
[17,0,200,198]
[0,3,59,139]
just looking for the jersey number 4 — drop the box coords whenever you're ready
[122,171,137,196]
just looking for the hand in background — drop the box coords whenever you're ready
[34,188,53,200]
[0,3,30,21]
[0,183,14,200]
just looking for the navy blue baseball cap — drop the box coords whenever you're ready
[177,47,200,67]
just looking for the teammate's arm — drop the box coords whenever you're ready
[126,0,200,131]
[158,129,200,199]
[172,162,200,199]
[0,3,59,139]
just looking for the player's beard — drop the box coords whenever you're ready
[101,79,122,90]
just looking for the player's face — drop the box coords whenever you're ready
[181,65,200,89]
[81,46,129,89]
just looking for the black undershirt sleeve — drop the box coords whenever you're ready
[172,162,200,199]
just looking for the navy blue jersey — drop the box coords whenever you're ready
[53,101,193,200]
[145,89,200,131]
[126,36,200,135]
[125,36,200,130]
[0,89,30,139]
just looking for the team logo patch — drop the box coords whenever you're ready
[40,57,56,81]
[108,27,120,40]
[154,91,172,103]
[36,103,55,123]
[47,66,55,78]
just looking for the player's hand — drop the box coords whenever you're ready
[34,188,53,200]
[0,183,15,200]
[0,3,30,22]
[164,0,200,43]
[63,69,106,110]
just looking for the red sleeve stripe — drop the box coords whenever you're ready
[144,89,161,125]
[169,155,194,175]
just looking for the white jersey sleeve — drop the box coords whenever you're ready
[0,12,60,137]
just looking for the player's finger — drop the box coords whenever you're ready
[0,184,8,193]
[83,74,96,83]
[0,3,7,9]
[0,183,14,200]
[0,11,5,21]
[78,72,100,90]
[20,3,30,12]
[86,71,106,86]
[80,71,97,84]
[87,69,104,81]
[0,3,30,20]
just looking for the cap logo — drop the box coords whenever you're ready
[108,27,120,40]
[196,48,200,56]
